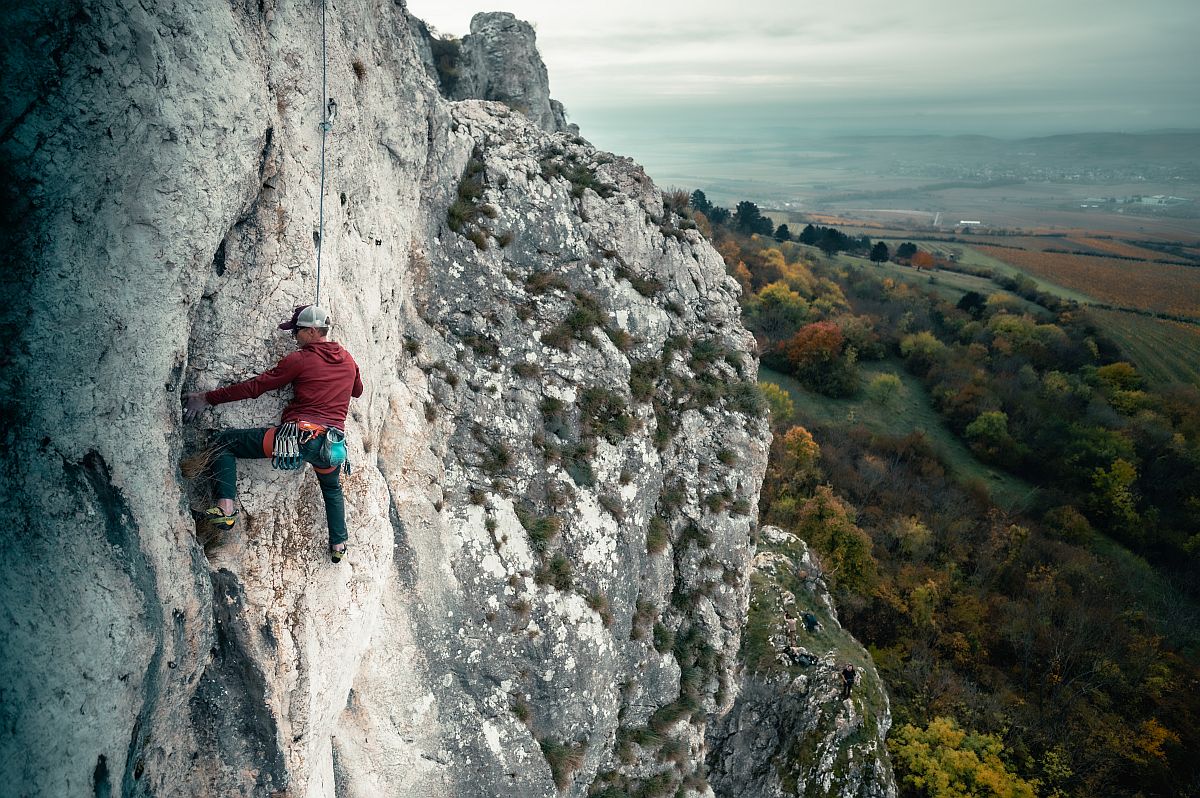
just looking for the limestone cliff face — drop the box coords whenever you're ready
[0,2,761,796]
[421,11,576,134]
[0,2,892,797]
[707,529,896,798]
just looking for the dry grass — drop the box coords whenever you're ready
[539,738,586,791]
[181,445,219,479]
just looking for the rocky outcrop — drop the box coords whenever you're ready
[0,2,764,796]
[707,528,896,798]
[424,11,576,134]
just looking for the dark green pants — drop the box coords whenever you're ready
[212,426,347,546]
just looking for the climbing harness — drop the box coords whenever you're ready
[314,0,337,307]
[272,421,304,470]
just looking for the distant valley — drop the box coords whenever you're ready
[585,126,1200,240]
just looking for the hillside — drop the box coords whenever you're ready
[689,194,1200,797]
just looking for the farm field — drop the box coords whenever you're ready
[971,244,1200,318]
[760,364,1038,510]
[834,252,1054,313]
[790,203,1200,242]
[1062,235,1194,263]
[1086,308,1200,388]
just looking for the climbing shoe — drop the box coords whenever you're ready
[204,507,238,529]
[330,543,347,564]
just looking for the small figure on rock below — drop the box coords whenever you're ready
[802,610,822,634]
[840,663,857,700]
[788,648,819,667]
[184,304,363,563]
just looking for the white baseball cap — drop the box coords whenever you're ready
[279,304,332,330]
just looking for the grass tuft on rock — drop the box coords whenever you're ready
[539,738,587,791]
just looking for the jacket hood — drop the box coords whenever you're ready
[305,340,348,363]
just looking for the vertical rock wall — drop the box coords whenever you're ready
[0,2,893,796]
[0,2,767,796]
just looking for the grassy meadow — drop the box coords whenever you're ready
[761,364,1038,510]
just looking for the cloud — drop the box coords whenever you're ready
[407,0,1200,133]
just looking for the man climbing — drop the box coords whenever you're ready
[840,663,857,700]
[184,304,363,563]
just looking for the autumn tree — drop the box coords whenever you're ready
[784,320,843,367]
[891,717,1038,798]
[782,321,859,397]
[748,281,809,342]
[912,250,935,270]
[789,485,877,594]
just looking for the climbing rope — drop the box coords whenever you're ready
[314,0,336,307]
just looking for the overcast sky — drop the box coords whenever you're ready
[407,0,1200,137]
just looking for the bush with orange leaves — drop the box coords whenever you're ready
[778,321,860,397]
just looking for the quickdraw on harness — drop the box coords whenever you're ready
[272,421,304,470]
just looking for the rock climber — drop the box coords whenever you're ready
[184,304,363,563]
[840,663,857,700]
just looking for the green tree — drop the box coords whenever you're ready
[735,200,773,236]
[896,241,918,259]
[689,189,712,214]
[870,241,890,263]
[867,373,902,406]
[965,410,1011,446]
[774,223,792,242]
[1096,361,1143,391]
[760,382,795,428]
[900,331,947,376]
[956,290,987,318]
[750,280,809,342]
[1091,457,1140,532]
[790,485,877,594]
[891,717,1038,798]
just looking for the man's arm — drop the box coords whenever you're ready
[183,352,303,421]
[206,352,304,406]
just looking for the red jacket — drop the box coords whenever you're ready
[206,341,364,429]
